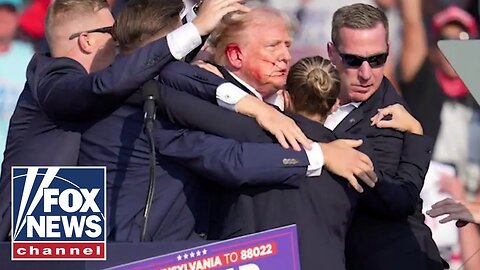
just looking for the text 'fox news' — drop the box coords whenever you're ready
[11,167,106,260]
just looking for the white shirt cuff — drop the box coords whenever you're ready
[166,22,202,60]
[216,82,249,111]
[305,143,324,177]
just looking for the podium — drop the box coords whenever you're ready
[1,241,206,270]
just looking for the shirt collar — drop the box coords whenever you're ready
[350,102,362,108]
[227,71,285,111]
[339,102,362,109]
[228,71,263,100]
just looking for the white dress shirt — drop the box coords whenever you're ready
[324,102,362,130]
[214,72,324,176]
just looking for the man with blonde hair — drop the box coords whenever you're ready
[0,0,248,241]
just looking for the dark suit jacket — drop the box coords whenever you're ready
[78,85,311,242]
[157,75,357,270]
[331,78,445,270]
[158,61,441,270]
[0,37,177,241]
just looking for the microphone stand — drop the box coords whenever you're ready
[141,93,157,242]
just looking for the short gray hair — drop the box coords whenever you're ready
[331,3,389,46]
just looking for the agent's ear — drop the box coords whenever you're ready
[327,41,338,66]
[225,43,243,69]
[78,33,95,54]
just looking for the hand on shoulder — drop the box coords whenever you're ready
[370,103,423,135]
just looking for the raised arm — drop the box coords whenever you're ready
[37,0,250,121]
[36,37,177,121]
[399,0,428,83]
[157,82,275,142]
[159,61,222,103]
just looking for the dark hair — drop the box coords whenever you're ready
[331,3,389,47]
[286,56,340,122]
[114,0,184,53]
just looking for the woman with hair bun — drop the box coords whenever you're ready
[285,56,340,123]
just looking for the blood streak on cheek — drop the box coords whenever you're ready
[259,59,279,77]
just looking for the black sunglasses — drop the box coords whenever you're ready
[335,46,389,68]
[69,26,114,40]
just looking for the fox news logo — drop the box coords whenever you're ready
[11,167,106,260]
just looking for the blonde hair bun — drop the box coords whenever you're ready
[306,67,331,99]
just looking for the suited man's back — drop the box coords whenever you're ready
[0,55,85,241]
[79,93,204,241]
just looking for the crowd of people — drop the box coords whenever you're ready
[0,0,480,269]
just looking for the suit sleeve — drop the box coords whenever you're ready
[152,123,307,188]
[359,127,433,218]
[159,61,224,103]
[36,38,175,121]
[157,83,276,143]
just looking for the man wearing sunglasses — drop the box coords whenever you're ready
[0,0,249,241]
[325,3,445,270]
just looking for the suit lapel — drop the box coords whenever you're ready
[334,107,365,133]
[333,78,390,133]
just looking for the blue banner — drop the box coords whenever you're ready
[106,225,300,270]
